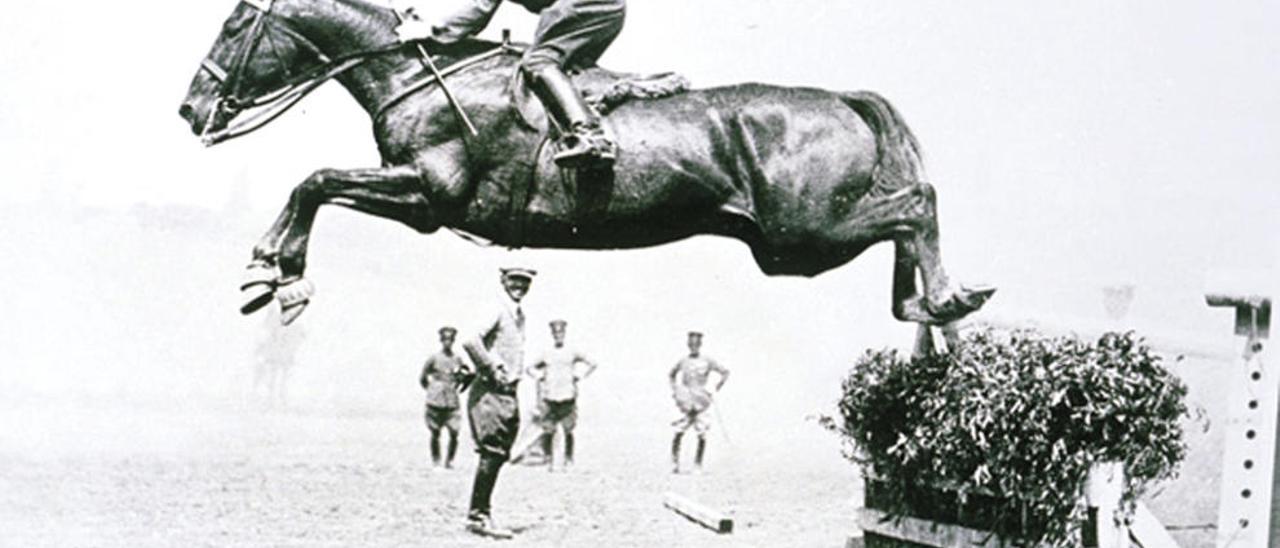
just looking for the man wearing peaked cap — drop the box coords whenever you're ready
[458,267,536,538]
[527,319,598,471]
[669,331,729,474]
[419,326,470,469]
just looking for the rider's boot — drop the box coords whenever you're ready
[526,66,616,169]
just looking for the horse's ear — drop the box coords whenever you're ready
[508,68,548,132]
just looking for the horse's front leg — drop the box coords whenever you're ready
[240,205,304,315]
[241,165,435,324]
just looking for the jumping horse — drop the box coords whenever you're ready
[178,0,994,332]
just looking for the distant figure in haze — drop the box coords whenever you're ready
[527,319,598,471]
[253,310,306,408]
[668,331,729,474]
[459,267,536,539]
[419,326,473,470]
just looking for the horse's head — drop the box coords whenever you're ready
[178,0,332,141]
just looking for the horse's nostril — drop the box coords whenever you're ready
[178,103,195,121]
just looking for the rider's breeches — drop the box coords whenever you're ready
[522,0,625,74]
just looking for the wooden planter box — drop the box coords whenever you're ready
[853,463,1170,548]
[859,478,1048,548]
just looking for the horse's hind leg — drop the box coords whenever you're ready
[826,182,993,326]
[243,165,434,324]
[889,183,995,325]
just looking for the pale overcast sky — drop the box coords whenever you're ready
[1,0,1276,336]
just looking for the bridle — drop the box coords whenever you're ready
[197,0,394,145]
[195,0,518,146]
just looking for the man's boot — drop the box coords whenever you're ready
[445,431,458,469]
[694,436,707,472]
[466,455,513,539]
[526,66,616,169]
[671,432,683,473]
[540,432,556,470]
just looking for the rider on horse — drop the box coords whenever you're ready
[397,0,625,170]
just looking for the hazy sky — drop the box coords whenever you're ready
[1,0,1276,338]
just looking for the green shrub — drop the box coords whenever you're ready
[826,328,1189,546]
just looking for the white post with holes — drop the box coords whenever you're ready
[1206,288,1273,548]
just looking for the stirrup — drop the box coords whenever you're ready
[553,125,616,169]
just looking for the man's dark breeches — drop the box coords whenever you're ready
[523,0,626,72]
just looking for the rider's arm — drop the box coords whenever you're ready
[432,0,501,43]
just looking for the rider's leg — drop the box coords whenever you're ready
[522,0,625,168]
[523,64,615,168]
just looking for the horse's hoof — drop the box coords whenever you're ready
[239,262,278,315]
[957,284,997,311]
[279,300,309,326]
[275,278,315,325]
[925,284,997,323]
[240,283,275,315]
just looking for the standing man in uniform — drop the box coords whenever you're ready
[460,267,536,538]
[669,331,729,474]
[419,326,470,470]
[528,319,598,471]
[395,0,625,170]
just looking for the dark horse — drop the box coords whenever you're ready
[178,0,993,329]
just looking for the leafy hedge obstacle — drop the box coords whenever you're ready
[827,328,1190,547]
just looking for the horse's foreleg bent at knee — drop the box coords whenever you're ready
[242,165,433,324]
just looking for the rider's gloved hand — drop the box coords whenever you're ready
[394,19,438,43]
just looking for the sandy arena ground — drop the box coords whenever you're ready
[0,375,861,547]
[0,209,1244,548]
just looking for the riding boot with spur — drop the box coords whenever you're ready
[526,66,616,169]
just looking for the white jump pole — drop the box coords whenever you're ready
[1206,273,1273,548]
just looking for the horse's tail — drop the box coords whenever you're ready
[839,91,924,191]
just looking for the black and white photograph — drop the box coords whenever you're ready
[1,0,1276,546]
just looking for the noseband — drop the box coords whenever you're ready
[198,0,381,145]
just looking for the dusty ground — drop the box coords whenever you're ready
[0,378,861,548]
[0,348,1234,548]
[0,208,1242,548]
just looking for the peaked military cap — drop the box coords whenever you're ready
[500,267,538,280]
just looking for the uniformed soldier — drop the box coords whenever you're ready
[528,319,598,471]
[459,267,536,539]
[419,326,470,469]
[395,0,625,170]
[668,331,729,474]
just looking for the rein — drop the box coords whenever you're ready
[372,44,520,126]
[197,0,514,146]
[201,52,383,145]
